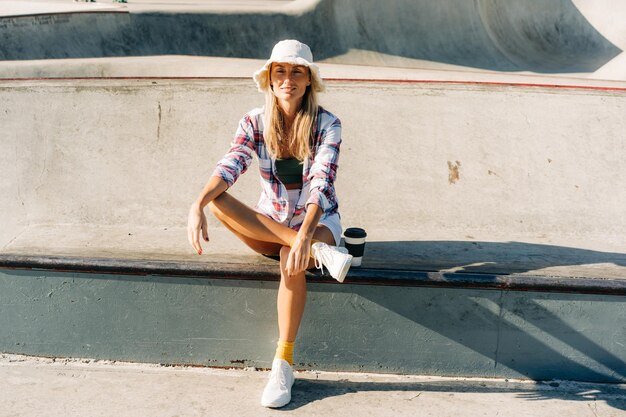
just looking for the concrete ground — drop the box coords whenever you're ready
[1,353,625,417]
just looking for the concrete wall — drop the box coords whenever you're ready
[1,268,624,382]
[1,78,625,251]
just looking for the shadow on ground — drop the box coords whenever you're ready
[282,378,626,411]
[359,240,626,276]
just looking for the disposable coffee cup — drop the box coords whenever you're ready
[343,227,367,267]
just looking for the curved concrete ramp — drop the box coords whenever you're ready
[329,0,623,74]
[0,0,624,78]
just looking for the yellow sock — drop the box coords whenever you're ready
[275,340,295,365]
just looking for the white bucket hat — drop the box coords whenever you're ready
[253,39,325,93]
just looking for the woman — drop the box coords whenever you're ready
[187,39,352,408]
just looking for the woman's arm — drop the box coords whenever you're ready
[212,114,257,188]
[193,176,229,210]
[286,204,322,275]
[188,114,257,255]
[285,114,343,272]
[305,116,341,211]
[187,176,229,255]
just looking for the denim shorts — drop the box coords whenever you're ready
[286,188,342,246]
[256,188,342,247]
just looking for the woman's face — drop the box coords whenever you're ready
[269,62,311,106]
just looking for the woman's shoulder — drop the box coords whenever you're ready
[246,106,265,118]
[317,105,341,128]
[239,106,264,124]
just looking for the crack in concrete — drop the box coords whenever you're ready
[156,101,161,143]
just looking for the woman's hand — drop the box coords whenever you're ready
[187,203,209,255]
[286,232,312,276]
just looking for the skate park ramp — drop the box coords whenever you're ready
[1,1,626,383]
[1,77,626,383]
[0,0,625,80]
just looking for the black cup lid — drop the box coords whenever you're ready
[344,227,367,238]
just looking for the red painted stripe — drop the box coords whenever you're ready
[326,78,626,92]
[1,76,625,92]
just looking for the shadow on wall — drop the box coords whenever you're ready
[360,240,626,276]
[205,240,626,385]
[299,240,626,387]
[351,287,626,383]
[325,0,622,72]
[0,0,621,73]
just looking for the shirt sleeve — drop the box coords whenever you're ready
[306,116,341,211]
[211,114,257,188]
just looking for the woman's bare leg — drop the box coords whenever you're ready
[277,225,335,343]
[213,211,283,256]
[277,246,307,342]
[208,191,298,247]
[209,190,337,344]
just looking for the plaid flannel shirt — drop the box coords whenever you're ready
[212,106,342,229]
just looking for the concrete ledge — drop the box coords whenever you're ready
[1,266,625,383]
[6,57,626,88]
[2,253,626,296]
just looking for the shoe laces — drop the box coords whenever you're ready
[269,366,288,388]
[313,243,331,275]
[314,254,324,275]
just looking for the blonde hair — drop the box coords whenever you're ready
[263,67,321,161]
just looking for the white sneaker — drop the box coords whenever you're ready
[261,359,295,408]
[311,242,353,283]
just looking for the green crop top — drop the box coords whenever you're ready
[275,158,303,185]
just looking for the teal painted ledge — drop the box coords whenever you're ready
[1,259,625,384]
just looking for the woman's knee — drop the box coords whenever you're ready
[279,246,306,283]
[207,193,228,218]
[208,192,243,222]
[207,202,221,220]
[279,245,291,264]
